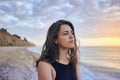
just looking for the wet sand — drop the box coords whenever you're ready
[81,63,120,80]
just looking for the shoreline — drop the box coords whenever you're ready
[81,62,120,80]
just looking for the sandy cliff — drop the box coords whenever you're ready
[0,28,35,46]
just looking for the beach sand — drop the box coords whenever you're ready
[0,47,40,80]
[1,47,120,80]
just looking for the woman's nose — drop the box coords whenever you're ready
[69,33,74,39]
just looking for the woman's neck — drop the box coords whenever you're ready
[56,48,70,64]
[59,48,68,59]
[58,48,70,64]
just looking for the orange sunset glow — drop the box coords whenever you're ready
[80,37,120,46]
[78,19,120,47]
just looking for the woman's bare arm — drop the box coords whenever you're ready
[38,61,53,80]
[76,63,82,80]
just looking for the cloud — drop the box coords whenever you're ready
[1,14,18,23]
[1,0,120,28]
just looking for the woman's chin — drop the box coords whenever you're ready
[60,44,75,49]
[68,45,75,48]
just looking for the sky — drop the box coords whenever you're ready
[0,0,120,46]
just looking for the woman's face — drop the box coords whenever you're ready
[56,24,75,49]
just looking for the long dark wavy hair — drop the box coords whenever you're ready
[36,20,78,67]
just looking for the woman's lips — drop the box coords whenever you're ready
[69,40,74,43]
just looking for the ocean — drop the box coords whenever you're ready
[28,46,120,80]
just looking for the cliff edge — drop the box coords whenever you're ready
[0,28,35,46]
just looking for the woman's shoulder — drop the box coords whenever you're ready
[38,61,52,68]
[38,61,56,80]
[38,61,53,75]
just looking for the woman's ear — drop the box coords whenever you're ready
[54,39,58,44]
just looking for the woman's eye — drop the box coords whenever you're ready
[63,33,68,35]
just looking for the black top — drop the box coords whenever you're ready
[51,61,77,80]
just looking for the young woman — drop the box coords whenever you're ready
[36,20,81,80]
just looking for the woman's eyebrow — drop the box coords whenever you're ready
[62,30,73,33]
[63,31,69,33]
